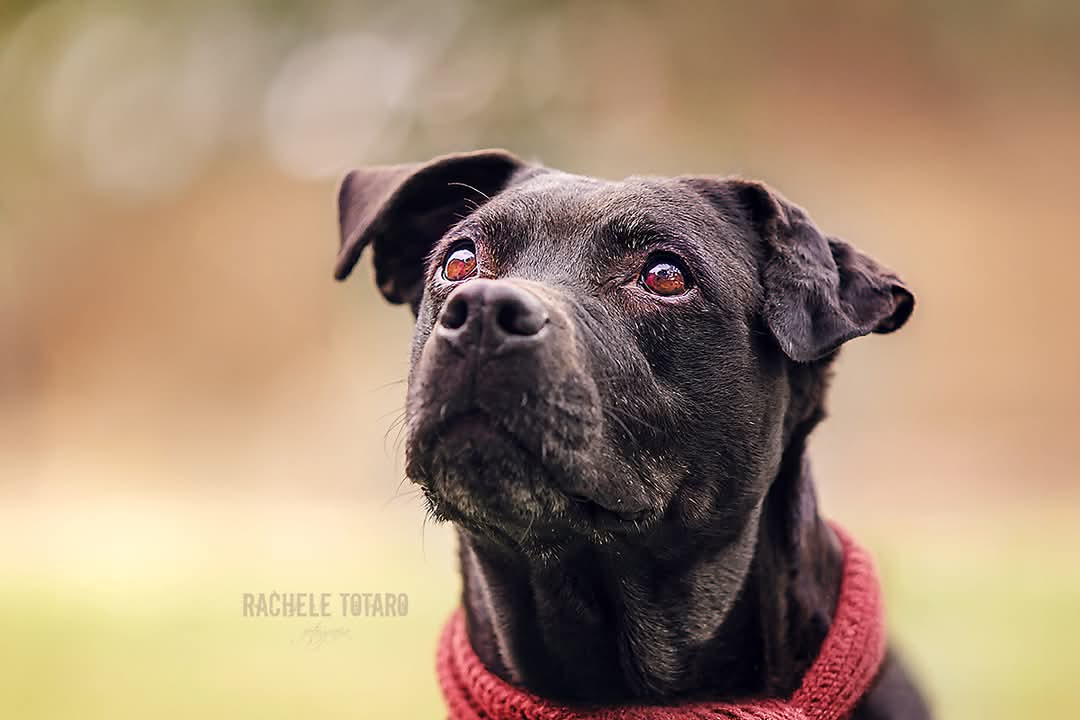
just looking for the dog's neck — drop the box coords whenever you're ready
[457,450,843,703]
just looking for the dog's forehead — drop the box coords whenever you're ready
[487,169,721,237]
[465,170,752,286]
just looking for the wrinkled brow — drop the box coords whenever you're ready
[469,210,515,242]
[598,212,684,252]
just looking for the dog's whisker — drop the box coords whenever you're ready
[384,409,408,435]
[601,404,664,439]
[517,512,536,544]
[372,377,408,391]
[377,404,407,423]
[383,410,409,457]
[392,417,410,456]
[393,471,413,494]
[446,181,492,202]
[383,484,421,507]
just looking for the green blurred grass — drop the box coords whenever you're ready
[0,502,1077,719]
[869,516,1080,718]
[0,582,447,718]
[0,499,460,719]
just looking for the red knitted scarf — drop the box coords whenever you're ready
[437,524,885,720]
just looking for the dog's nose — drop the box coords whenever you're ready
[438,279,548,347]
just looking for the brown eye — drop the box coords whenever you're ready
[443,242,477,282]
[641,258,689,296]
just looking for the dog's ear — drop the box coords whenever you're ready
[335,149,526,307]
[701,179,914,362]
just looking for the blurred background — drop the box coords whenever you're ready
[1,1,1078,717]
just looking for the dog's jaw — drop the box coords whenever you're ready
[456,451,844,703]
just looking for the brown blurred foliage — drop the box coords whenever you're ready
[3,1,1077,510]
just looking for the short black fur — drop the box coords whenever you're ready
[334,150,929,718]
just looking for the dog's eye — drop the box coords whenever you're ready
[640,257,690,296]
[443,242,477,282]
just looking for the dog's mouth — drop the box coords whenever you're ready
[566,493,651,524]
[406,408,656,540]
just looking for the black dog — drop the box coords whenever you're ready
[335,150,930,718]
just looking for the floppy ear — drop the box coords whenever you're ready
[733,180,914,362]
[335,149,526,308]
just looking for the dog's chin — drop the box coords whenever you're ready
[405,411,657,549]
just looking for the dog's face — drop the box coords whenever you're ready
[336,151,912,553]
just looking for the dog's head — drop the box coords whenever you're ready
[336,150,912,553]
